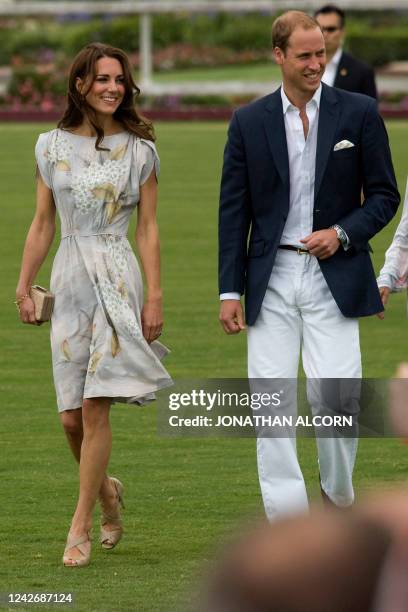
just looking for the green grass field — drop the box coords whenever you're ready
[1,121,408,611]
[152,61,281,83]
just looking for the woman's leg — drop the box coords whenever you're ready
[59,408,114,503]
[60,407,83,462]
[64,397,113,563]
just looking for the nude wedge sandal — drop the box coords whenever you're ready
[100,477,125,550]
[63,532,91,567]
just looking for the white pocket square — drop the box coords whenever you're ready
[333,140,355,151]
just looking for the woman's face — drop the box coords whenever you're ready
[78,57,126,116]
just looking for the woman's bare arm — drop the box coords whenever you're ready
[16,174,56,324]
[135,169,163,343]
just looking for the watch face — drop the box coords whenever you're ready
[337,228,347,245]
[333,225,346,245]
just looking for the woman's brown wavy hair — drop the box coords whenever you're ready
[58,42,154,150]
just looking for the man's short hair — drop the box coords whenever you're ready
[272,10,320,54]
[314,4,346,28]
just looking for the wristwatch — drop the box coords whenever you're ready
[331,224,349,250]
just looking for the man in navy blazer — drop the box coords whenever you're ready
[218,11,399,518]
[315,4,377,99]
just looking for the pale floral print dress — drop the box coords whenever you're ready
[35,128,172,412]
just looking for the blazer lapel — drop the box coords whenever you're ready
[263,88,290,187]
[315,84,340,200]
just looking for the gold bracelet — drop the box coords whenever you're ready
[14,294,30,309]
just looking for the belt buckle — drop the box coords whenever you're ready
[297,248,308,255]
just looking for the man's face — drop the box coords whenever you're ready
[274,26,326,98]
[315,12,344,56]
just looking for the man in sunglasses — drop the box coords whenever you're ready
[315,4,377,99]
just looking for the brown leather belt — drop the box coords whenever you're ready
[279,245,309,255]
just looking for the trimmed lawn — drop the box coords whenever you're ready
[0,121,407,611]
[151,61,281,83]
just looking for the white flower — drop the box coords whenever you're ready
[97,277,142,342]
[106,236,130,274]
[47,134,73,164]
[72,158,129,214]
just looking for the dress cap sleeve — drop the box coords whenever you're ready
[35,132,52,188]
[136,138,160,185]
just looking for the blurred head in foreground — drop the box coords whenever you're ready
[198,512,391,612]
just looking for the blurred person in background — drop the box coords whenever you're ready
[315,4,377,99]
[377,180,408,309]
[15,42,172,567]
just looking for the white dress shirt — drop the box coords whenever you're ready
[220,85,321,301]
[279,85,321,248]
[321,47,343,87]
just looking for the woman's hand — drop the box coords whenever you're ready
[17,295,39,325]
[379,286,390,306]
[141,296,163,343]
[376,286,390,320]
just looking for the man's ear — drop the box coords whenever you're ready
[273,47,284,66]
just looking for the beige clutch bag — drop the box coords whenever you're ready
[30,285,55,323]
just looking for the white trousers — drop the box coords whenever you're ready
[247,249,362,519]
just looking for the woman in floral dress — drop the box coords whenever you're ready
[15,43,172,567]
[378,179,408,308]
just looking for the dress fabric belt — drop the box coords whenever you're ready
[61,230,126,239]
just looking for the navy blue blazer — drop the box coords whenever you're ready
[334,51,377,100]
[218,83,400,326]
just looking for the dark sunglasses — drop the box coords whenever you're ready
[321,26,341,33]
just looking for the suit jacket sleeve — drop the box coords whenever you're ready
[218,112,251,295]
[336,98,399,248]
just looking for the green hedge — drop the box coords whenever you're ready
[61,13,273,53]
[0,27,61,64]
[346,29,408,67]
[61,17,140,56]
[1,15,408,67]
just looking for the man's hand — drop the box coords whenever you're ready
[219,300,246,334]
[300,229,340,259]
